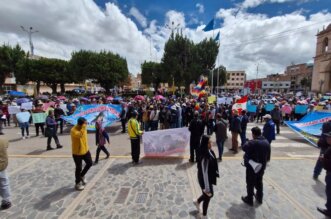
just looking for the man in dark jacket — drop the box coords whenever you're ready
[317,131,331,217]
[120,106,127,133]
[262,114,275,162]
[313,120,331,180]
[242,127,271,206]
[240,110,249,147]
[270,104,282,134]
[230,109,241,154]
[214,113,228,161]
[188,111,204,162]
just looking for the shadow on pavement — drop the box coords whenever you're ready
[226,202,256,219]
[33,186,75,211]
[188,210,200,218]
[312,180,326,198]
[107,162,133,175]
[26,149,47,155]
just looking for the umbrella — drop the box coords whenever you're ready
[16,98,30,104]
[8,90,27,97]
[154,95,164,101]
[38,95,49,100]
[57,96,66,100]
[106,96,114,101]
[114,96,123,101]
[80,97,89,101]
[135,95,145,101]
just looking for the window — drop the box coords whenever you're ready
[241,73,244,76]
[270,84,273,86]
[236,83,239,86]
[286,84,289,86]
[236,73,240,76]
[323,37,329,53]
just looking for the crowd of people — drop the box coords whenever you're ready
[0,92,330,218]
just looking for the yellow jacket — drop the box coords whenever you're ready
[71,124,89,155]
[128,118,143,139]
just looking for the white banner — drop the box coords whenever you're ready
[8,106,21,114]
[143,127,190,157]
[21,102,33,110]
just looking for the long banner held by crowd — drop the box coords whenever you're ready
[143,128,190,157]
[285,112,331,147]
[62,104,122,131]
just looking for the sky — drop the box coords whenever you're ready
[0,0,331,79]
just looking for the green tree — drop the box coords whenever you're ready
[161,33,219,91]
[209,65,227,93]
[0,44,25,89]
[69,50,129,93]
[141,61,163,89]
[300,77,311,93]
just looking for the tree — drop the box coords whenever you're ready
[141,61,163,89]
[209,65,227,93]
[161,33,219,91]
[300,77,311,93]
[0,44,25,89]
[69,50,129,93]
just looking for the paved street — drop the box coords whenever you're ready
[0,122,327,218]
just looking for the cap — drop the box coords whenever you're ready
[263,114,272,119]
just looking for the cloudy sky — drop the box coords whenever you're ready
[0,0,330,79]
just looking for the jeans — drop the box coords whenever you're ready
[273,120,280,134]
[0,170,11,202]
[144,122,150,132]
[95,145,110,163]
[73,151,93,184]
[47,132,60,147]
[326,173,331,211]
[121,119,126,133]
[240,129,247,146]
[130,138,140,163]
[177,118,182,128]
[19,122,29,137]
[56,118,64,134]
[216,140,225,159]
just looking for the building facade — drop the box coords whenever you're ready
[244,79,262,93]
[221,71,246,91]
[284,63,313,91]
[312,24,331,93]
[261,81,291,93]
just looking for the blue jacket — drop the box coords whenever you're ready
[263,119,276,142]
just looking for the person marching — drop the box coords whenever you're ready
[71,117,93,191]
[128,111,143,164]
[0,137,11,209]
[262,114,275,162]
[189,111,204,163]
[242,127,271,206]
[45,110,63,150]
[94,113,110,165]
[193,135,219,219]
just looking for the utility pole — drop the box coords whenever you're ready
[255,62,260,94]
[20,26,38,57]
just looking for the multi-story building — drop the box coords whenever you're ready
[312,24,331,93]
[284,63,313,91]
[261,80,291,93]
[220,70,246,92]
[244,79,262,94]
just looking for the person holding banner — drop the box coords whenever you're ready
[193,135,219,219]
[242,127,270,206]
[32,102,45,137]
[16,109,31,139]
[128,111,143,164]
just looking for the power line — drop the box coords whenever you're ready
[219,19,331,48]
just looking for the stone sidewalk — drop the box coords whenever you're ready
[1,156,327,219]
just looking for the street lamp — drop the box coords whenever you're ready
[20,26,38,57]
[165,21,181,34]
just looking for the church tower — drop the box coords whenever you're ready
[312,24,331,93]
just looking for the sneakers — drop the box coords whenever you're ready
[1,200,12,210]
[200,215,210,219]
[75,182,85,191]
[81,177,87,185]
[22,136,26,140]
[193,199,201,213]
[26,135,30,139]
[317,207,331,217]
[46,147,54,151]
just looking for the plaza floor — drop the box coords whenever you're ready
[0,122,328,219]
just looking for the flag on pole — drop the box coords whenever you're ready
[214,31,220,41]
[203,19,214,32]
[232,96,248,114]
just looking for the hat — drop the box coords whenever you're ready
[263,114,272,119]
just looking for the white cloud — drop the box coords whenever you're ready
[240,0,307,9]
[196,3,205,14]
[129,6,148,28]
[216,9,331,78]
[0,0,156,74]
[165,10,186,29]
